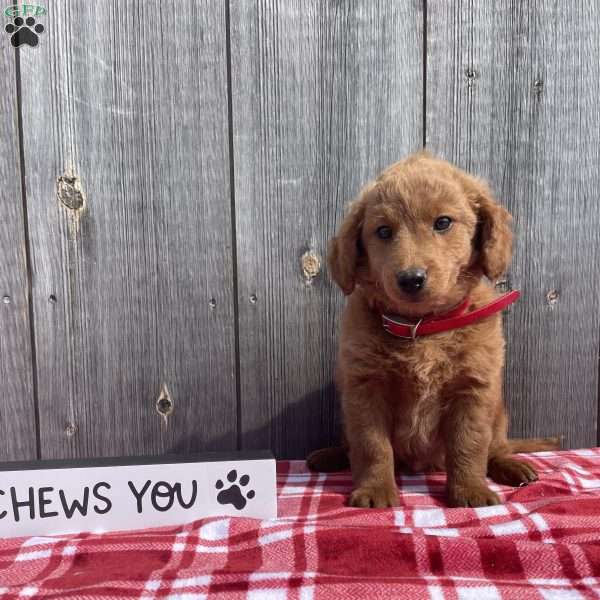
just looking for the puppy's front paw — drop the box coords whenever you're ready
[448,483,500,508]
[348,485,399,508]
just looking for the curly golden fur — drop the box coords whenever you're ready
[308,153,559,508]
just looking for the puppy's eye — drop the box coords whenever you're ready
[376,226,393,240]
[433,216,453,232]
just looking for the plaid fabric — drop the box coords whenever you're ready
[2,449,600,599]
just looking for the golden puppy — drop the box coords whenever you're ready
[308,153,559,508]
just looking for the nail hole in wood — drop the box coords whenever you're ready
[249,294,258,304]
[208,298,217,309]
[65,423,77,437]
[465,68,477,88]
[534,79,544,95]
[49,294,57,304]
[2,295,11,304]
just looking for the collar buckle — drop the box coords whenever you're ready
[411,319,423,339]
[383,316,423,340]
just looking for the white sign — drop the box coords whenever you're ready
[0,452,276,538]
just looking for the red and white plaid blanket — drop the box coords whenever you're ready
[2,449,600,599]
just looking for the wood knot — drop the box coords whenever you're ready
[57,175,85,210]
[301,250,321,284]
[156,383,173,426]
[546,289,559,306]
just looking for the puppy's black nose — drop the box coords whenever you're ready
[396,268,427,295]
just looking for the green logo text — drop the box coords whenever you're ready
[4,4,45,18]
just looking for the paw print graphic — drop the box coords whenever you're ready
[5,17,44,48]
[215,469,255,510]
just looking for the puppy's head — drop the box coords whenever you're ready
[328,154,513,316]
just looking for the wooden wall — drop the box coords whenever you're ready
[1,1,599,460]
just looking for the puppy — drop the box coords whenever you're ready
[308,153,559,508]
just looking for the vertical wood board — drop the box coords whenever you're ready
[0,44,37,460]
[19,0,238,458]
[230,0,424,458]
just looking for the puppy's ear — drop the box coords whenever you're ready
[327,185,373,295]
[470,181,513,281]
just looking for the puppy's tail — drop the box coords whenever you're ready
[307,438,563,472]
[506,436,562,454]
[306,446,350,472]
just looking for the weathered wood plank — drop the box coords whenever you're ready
[0,45,37,460]
[230,0,423,458]
[19,1,237,458]
[427,0,600,448]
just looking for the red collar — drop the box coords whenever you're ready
[381,290,521,340]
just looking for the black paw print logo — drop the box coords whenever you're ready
[5,17,44,48]
[215,469,255,510]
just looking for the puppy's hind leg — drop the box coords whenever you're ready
[307,446,350,472]
[487,453,538,487]
[487,414,559,486]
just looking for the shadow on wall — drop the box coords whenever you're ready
[166,382,342,461]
